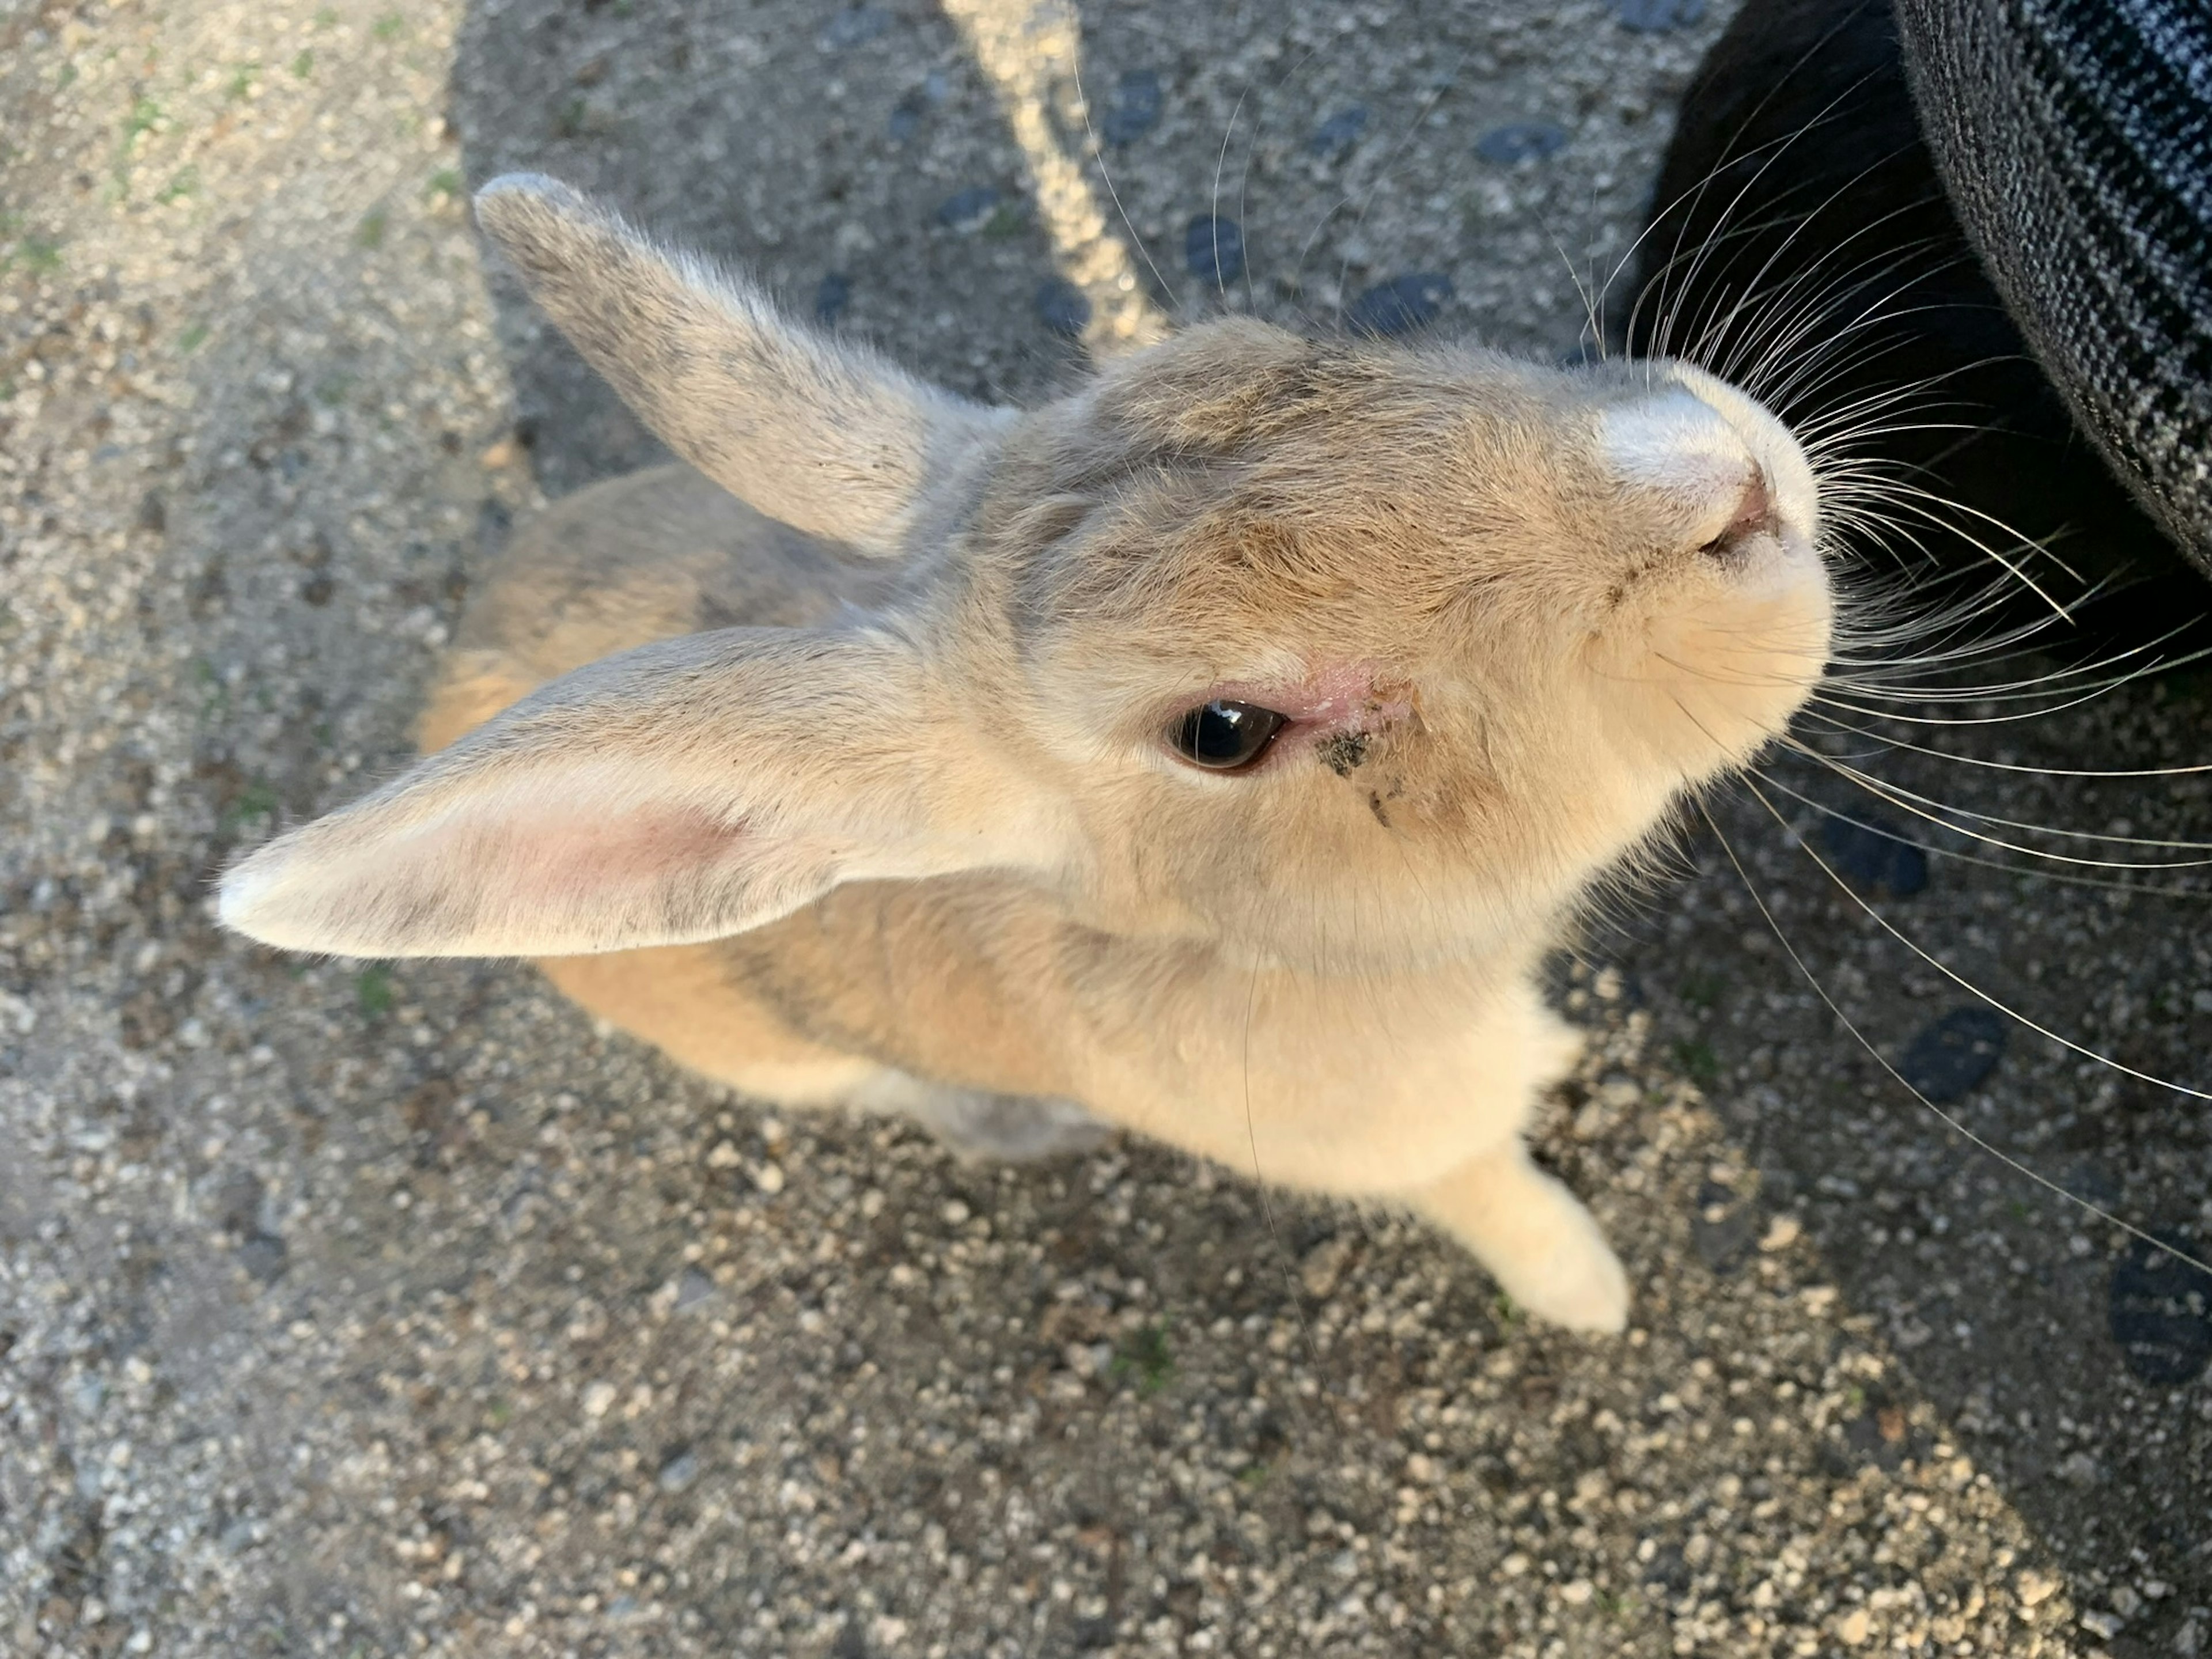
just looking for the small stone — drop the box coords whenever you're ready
[2107,1232,2211,1385]
[300,573,334,607]
[1475,122,1569,165]
[1035,277,1090,338]
[753,1161,786,1196]
[1835,1607,1872,1645]
[1183,214,1244,285]
[815,271,851,325]
[135,490,166,533]
[1345,272,1453,337]
[941,1199,971,1226]
[1819,812,1928,896]
[818,5,890,50]
[1615,0,1707,31]
[936,186,1002,233]
[1309,105,1369,161]
[2080,1609,2124,1639]
[2016,1570,2059,1608]
[1559,1579,1593,1605]
[1300,1235,1355,1298]
[675,1268,717,1310]
[656,1448,699,1492]
[582,1380,617,1418]
[1099,69,1161,146]
[1759,1213,1802,1252]
[705,1139,742,1169]
[235,1232,288,1285]
[1896,1006,2005,1101]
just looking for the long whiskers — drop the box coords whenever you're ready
[1699,797,2212,1278]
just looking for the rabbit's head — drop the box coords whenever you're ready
[219,177,1830,972]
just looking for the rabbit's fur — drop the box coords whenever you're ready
[220,176,1832,1331]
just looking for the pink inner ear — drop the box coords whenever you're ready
[499,801,752,904]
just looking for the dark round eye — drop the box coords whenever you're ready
[1168,700,1286,771]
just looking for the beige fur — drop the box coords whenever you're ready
[219,177,1834,1331]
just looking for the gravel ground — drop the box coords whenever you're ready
[1,0,2205,1656]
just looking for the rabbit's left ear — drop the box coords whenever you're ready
[475,173,1009,556]
[217,626,1056,959]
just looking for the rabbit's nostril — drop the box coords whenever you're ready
[1699,471,1778,560]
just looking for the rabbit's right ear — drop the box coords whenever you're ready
[475,174,1008,556]
[215,626,1060,960]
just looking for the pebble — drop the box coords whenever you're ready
[1183,214,1245,285]
[657,1448,700,1492]
[1819,811,1929,896]
[1344,272,1453,336]
[1475,122,1569,165]
[1896,1005,2006,1101]
[1300,1234,1355,1298]
[936,186,1003,233]
[1099,69,1162,146]
[1615,0,1707,31]
[234,1232,289,1285]
[1308,105,1369,161]
[1035,276,1091,337]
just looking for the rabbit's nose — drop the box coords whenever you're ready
[1699,471,1778,563]
[1599,387,1755,493]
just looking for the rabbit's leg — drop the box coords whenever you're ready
[1409,1141,1628,1332]
[541,946,1108,1158]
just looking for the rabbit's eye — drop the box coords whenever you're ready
[1168,700,1286,771]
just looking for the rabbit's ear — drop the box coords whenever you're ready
[475,174,1006,556]
[218,627,1051,959]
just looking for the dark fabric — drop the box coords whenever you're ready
[1894,0,2212,568]
[1624,0,2183,617]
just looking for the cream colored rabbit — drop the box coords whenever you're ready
[219,175,1833,1332]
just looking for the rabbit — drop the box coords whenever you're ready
[217,175,1834,1332]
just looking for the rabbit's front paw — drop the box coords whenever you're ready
[1411,1142,1631,1333]
[1484,1205,1630,1334]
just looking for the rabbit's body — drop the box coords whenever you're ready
[425,460,1601,1295]
[224,176,1835,1331]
